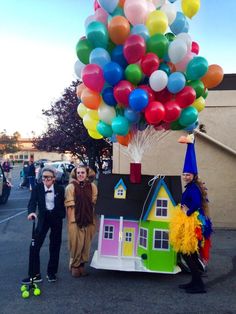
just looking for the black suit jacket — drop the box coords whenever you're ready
[28,183,65,220]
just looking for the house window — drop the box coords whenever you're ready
[156,199,168,217]
[125,232,132,242]
[19,154,24,160]
[24,155,28,160]
[153,229,169,250]
[104,225,114,240]
[139,228,148,248]
[117,189,124,196]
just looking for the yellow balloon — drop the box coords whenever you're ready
[77,103,87,118]
[87,109,99,120]
[83,113,99,131]
[181,0,200,19]
[146,10,168,35]
[88,129,103,139]
[192,96,205,112]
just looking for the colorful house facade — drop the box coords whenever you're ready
[91,173,182,274]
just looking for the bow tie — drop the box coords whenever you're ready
[45,190,52,194]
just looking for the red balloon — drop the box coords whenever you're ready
[144,101,165,125]
[140,53,160,77]
[113,80,134,106]
[163,100,181,123]
[82,64,105,93]
[155,88,173,104]
[139,85,155,102]
[94,0,101,11]
[191,41,199,55]
[123,34,146,64]
[175,86,196,108]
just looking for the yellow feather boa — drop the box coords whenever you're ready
[169,205,202,255]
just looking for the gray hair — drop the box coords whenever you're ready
[42,166,56,177]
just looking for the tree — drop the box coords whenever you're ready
[33,80,112,171]
[0,130,20,156]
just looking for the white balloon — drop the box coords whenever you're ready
[152,0,166,8]
[160,2,176,25]
[168,38,188,64]
[176,33,192,52]
[149,70,168,92]
[98,102,116,125]
[84,14,96,29]
[74,59,85,79]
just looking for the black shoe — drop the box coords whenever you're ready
[178,282,193,289]
[186,286,206,294]
[21,274,42,284]
[47,274,57,282]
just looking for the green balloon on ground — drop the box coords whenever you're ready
[125,64,142,85]
[187,80,204,98]
[146,34,169,59]
[76,38,93,64]
[179,106,198,126]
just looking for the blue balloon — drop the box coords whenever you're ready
[131,24,150,42]
[159,62,171,75]
[111,45,128,69]
[109,134,117,143]
[111,7,124,17]
[184,120,199,132]
[168,0,177,3]
[167,72,186,94]
[170,12,188,35]
[89,48,111,68]
[182,18,189,33]
[129,89,149,112]
[124,108,141,123]
[102,87,117,106]
[103,61,124,85]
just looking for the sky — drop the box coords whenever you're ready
[0,0,235,137]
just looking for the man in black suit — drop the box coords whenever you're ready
[22,167,65,283]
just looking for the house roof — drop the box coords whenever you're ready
[212,73,236,91]
[95,174,182,220]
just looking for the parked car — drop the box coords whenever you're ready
[0,164,11,204]
[44,161,75,184]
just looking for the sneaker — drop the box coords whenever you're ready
[47,274,57,282]
[21,274,42,284]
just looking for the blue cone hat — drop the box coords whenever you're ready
[183,142,198,175]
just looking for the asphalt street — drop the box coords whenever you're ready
[0,166,235,314]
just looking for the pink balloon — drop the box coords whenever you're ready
[95,7,109,25]
[191,41,199,55]
[124,0,148,25]
[123,34,146,64]
[94,0,101,11]
[175,51,194,72]
[82,64,105,93]
[163,100,181,123]
[113,80,134,106]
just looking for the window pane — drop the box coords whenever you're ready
[162,241,169,249]
[157,199,161,206]
[163,200,168,207]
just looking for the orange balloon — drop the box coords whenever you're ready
[201,64,224,89]
[119,0,125,8]
[76,83,85,98]
[108,16,130,45]
[116,132,132,147]
[81,87,101,110]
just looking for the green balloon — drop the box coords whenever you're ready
[170,119,185,130]
[146,34,169,59]
[97,121,113,138]
[186,57,208,81]
[202,88,208,99]
[165,32,176,42]
[86,21,108,49]
[107,39,116,54]
[76,38,93,64]
[179,106,198,127]
[187,80,204,98]
[125,64,142,85]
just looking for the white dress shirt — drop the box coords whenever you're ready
[44,185,55,211]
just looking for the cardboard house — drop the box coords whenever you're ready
[91,173,182,274]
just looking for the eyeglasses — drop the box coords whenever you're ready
[77,171,86,174]
[42,175,53,180]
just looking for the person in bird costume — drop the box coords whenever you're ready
[170,134,213,294]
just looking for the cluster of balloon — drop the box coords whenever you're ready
[75,0,224,145]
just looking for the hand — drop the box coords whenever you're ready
[27,213,37,221]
